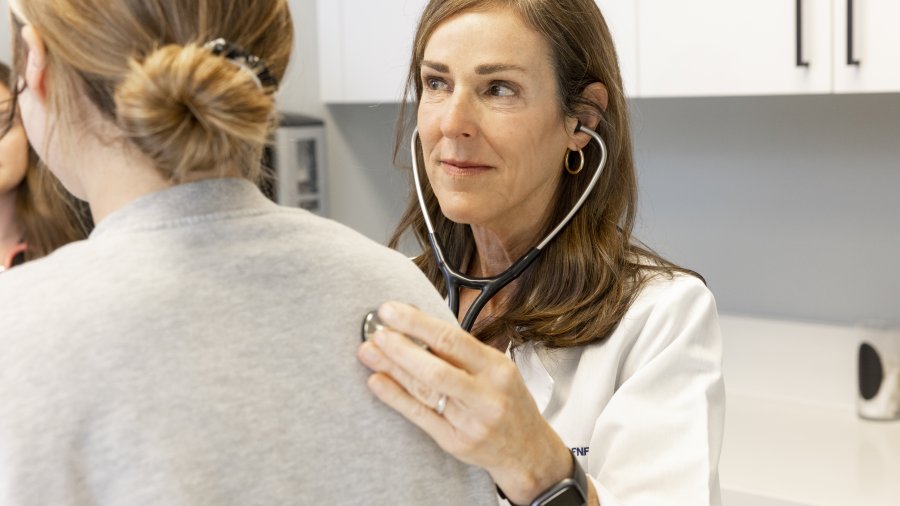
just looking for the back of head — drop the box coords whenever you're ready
[9,0,293,182]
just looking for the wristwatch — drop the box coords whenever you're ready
[530,451,588,506]
[498,451,589,506]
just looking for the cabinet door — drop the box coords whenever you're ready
[833,0,900,93]
[318,0,426,103]
[637,0,832,97]
[595,1,638,96]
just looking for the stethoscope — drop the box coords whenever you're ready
[362,123,607,339]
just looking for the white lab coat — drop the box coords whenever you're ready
[508,273,724,506]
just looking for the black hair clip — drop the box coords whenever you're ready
[204,38,278,90]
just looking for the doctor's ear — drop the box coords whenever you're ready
[566,82,608,151]
[20,25,49,102]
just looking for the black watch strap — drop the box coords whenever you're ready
[497,452,589,506]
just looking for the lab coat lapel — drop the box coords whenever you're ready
[509,343,555,415]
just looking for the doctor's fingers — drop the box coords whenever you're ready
[367,369,527,471]
[357,339,445,408]
[360,328,492,407]
[366,322,526,416]
[365,372,483,459]
[376,301,501,374]
[359,339,509,423]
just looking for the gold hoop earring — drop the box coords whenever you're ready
[564,148,585,175]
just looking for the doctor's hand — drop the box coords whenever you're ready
[356,301,585,506]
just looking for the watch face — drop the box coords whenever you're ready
[542,485,585,506]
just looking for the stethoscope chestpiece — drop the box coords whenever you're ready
[360,309,429,349]
[361,310,384,342]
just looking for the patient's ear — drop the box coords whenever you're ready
[21,25,49,102]
[566,82,608,151]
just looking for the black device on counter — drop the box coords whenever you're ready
[857,328,900,421]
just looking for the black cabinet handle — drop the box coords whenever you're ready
[847,0,861,66]
[796,0,809,67]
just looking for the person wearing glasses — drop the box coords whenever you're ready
[0,61,86,272]
[0,1,496,504]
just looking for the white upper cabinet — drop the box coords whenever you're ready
[833,0,900,93]
[595,1,638,96]
[637,0,833,97]
[317,0,900,102]
[318,0,426,103]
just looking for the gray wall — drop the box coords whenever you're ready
[630,95,900,325]
[3,1,897,326]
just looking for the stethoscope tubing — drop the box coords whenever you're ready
[411,124,608,332]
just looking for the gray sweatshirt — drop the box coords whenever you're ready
[0,178,495,505]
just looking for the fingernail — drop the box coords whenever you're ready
[379,301,399,322]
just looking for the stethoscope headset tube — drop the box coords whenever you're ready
[410,123,608,332]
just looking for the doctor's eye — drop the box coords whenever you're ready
[487,82,517,98]
[424,76,450,92]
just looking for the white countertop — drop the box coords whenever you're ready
[718,315,900,506]
[721,394,900,506]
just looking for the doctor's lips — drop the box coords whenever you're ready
[440,159,493,175]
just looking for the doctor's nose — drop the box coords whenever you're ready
[439,94,477,139]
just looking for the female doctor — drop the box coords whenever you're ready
[357,0,725,505]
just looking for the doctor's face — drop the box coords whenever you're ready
[417,7,573,234]
[0,85,29,196]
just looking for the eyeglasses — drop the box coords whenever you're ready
[0,99,16,139]
[1,104,22,142]
[2,9,27,138]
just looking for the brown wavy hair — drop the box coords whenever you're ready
[7,0,292,184]
[389,0,701,348]
[1,62,88,261]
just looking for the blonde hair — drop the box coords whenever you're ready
[391,0,700,348]
[9,0,293,182]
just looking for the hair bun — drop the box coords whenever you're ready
[114,43,274,181]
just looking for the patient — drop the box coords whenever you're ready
[0,1,494,504]
[0,61,85,272]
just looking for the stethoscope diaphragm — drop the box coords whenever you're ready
[361,310,384,342]
[360,309,428,349]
